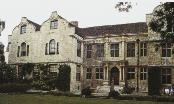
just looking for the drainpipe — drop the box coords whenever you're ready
[136,39,140,93]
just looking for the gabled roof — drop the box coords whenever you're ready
[76,22,147,37]
[27,19,41,31]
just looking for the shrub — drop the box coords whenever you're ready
[32,80,52,91]
[32,64,57,91]
[108,90,120,98]
[121,86,134,94]
[148,67,161,96]
[0,83,31,93]
[115,95,174,102]
[56,64,71,91]
[81,86,91,98]
[48,91,77,97]
[48,91,63,96]
[19,63,34,81]
[0,64,17,83]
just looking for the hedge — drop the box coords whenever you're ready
[114,95,174,102]
[0,83,31,93]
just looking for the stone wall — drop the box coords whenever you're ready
[8,11,83,93]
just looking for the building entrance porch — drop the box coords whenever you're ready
[110,67,119,85]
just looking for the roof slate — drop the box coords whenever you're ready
[27,19,41,31]
[76,22,147,37]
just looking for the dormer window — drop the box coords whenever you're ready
[50,20,58,29]
[20,25,26,34]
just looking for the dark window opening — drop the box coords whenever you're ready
[50,20,58,29]
[76,65,81,81]
[162,43,171,57]
[20,25,26,34]
[86,68,92,79]
[96,44,104,57]
[127,43,135,57]
[27,45,29,56]
[140,42,147,56]
[161,68,171,84]
[87,44,92,58]
[96,67,103,79]
[140,68,148,80]
[21,42,26,56]
[110,43,119,57]
[57,42,59,54]
[45,43,48,55]
[17,46,20,57]
[77,41,81,57]
[127,68,135,80]
[49,39,56,54]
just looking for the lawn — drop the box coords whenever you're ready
[0,94,173,104]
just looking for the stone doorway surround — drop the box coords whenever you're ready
[110,67,120,85]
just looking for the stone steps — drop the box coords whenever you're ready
[91,85,123,96]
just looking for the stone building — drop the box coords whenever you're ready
[8,5,174,95]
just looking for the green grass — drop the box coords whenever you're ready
[0,94,173,104]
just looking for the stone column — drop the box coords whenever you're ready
[104,67,106,80]
[122,67,125,81]
[106,64,109,80]
[103,63,109,86]
[119,67,122,81]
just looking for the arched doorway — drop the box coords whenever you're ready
[110,67,119,85]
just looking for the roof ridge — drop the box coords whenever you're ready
[27,19,41,31]
[79,22,146,29]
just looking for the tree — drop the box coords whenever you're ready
[115,2,132,12]
[32,64,57,90]
[0,20,5,36]
[148,67,161,96]
[0,64,16,83]
[56,64,71,91]
[149,2,174,43]
[19,63,34,82]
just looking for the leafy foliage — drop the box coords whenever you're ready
[115,2,132,12]
[0,83,31,93]
[17,63,34,83]
[121,85,134,94]
[32,64,56,90]
[56,64,71,91]
[148,67,161,96]
[81,86,91,97]
[21,63,34,77]
[32,64,71,91]
[149,2,174,43]
[0,64,17,83]
[108,90,120,98]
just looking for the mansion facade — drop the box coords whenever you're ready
[8,6,174,95]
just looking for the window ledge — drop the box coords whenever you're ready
[50,28,57,30]
[48,53,56,55]
[161,84,172,86]
[161,57,171,58]
[19,56,27,57]
[96,79,104,80]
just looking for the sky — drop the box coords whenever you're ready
[0,0,170,49]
